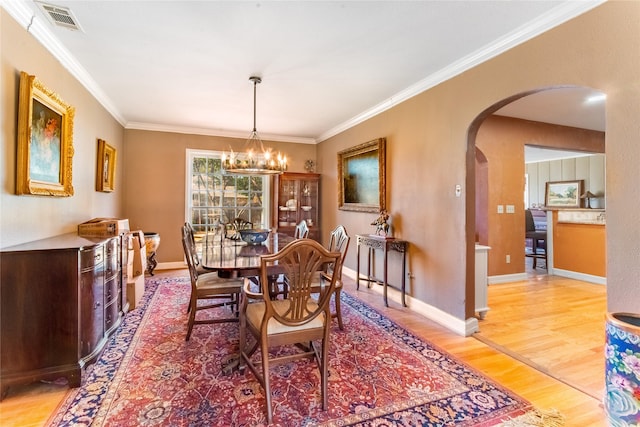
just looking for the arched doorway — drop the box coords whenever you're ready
[467,86,607,398]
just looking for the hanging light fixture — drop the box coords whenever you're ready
[222,76,287,175]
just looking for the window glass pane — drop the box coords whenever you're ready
[187,150,269,236]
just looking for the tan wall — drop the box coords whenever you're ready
[1,12,124,248]
[122,129,316,263]
[475,115,604,276]
[3,1,640,324]
[317,1,640,319]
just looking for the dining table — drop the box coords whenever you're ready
[200,231,294,277]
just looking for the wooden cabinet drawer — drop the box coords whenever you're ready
[104,277,119,304]
[105,299,120,334]
[81,246,103,269]
[105,238,118,260]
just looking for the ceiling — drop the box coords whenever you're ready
[5,0,605,145]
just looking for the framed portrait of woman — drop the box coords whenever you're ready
[16,71,75,197]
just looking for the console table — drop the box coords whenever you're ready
[356,235,408,307]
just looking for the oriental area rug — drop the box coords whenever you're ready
[47,275,547,427]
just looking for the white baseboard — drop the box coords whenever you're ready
[342,267,477,337]
[552,268,606,285]
[155,261,186,271]
[488,273,528,285]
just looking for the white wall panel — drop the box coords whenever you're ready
[562,158,576,180]
[527,154,604,207]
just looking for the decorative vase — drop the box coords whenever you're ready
[605,312,640,427]
[143,232,160,276]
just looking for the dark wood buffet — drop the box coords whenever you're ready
[0,233,127,399]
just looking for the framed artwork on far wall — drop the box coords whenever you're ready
[338,137,386,213]
[16,71,75,196]
[96,139,116,192]
[544,180,584,208]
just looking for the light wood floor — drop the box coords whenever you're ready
[0,268,607,426]
[475,263,606,401]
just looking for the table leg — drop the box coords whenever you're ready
[383,246,389,307]
[401,249,407,307]
[367,247,373,289]
[356,241,361,290]
[147,251,157,276]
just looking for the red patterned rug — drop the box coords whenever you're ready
[47,274,534,426]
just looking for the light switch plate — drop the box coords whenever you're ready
[497,205,504,214]
[506,205,515,213]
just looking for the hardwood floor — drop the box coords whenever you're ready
[0,268,607,426]
[475,262,606,400]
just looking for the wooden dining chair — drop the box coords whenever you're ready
[271,219,309,298]
[238,239,341,423]
[184,222,210,276]
[181,224,243,341]
[294,219,309,239]
[311,224,350,330]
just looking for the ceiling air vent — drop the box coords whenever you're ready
[36,2,83,31]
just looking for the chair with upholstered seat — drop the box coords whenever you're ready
[270,219,309,298]
[181,224,243,341]
[311,224,350,330]
[294,219,309,239]
[525,209,547,269]
[239,239,341,423]
[184,222,210,276]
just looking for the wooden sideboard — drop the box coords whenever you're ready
[0,233,127,398]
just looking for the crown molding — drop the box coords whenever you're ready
[317,0,605,142]
[3,0,604,144]
[2,0,127,125]
[125,122,316,145]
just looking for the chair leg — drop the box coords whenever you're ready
[187,293,194,313]
[238,294,247,369]
[185,296,197,341]
[334,288,344,330]
[261,339,273,424]
[320,324,330,410]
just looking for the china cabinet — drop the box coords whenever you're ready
[274,172,320,241]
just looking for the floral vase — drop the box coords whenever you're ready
[605,312,640,427]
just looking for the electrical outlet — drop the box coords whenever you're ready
[506,254,511,264]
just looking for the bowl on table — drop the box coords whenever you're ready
[239,229,270,245]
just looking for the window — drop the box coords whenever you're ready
[186,150,270,236]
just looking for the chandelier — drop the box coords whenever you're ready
[222,76,287,175]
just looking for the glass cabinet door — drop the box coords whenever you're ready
[274,172,320,241]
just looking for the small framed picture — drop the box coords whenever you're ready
[545,180,584,208]
[96,139,116,192]
[16,71,75,196]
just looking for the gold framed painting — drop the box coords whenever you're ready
[16,71,75,196]
[544,180,584,208]
[338,137,386,213]
[96,139,116,192]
